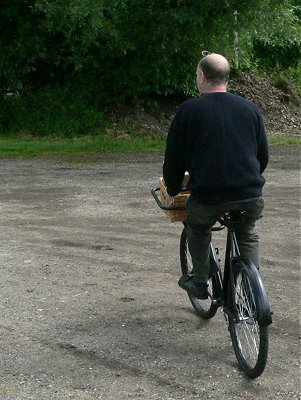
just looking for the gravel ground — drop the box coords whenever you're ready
[0,145,300,400]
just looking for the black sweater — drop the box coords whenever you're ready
[163,92,269,204]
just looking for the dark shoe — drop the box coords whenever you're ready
[178,276,209,299]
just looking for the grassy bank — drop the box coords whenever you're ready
[0,133,299,159]
[0,133,166,158]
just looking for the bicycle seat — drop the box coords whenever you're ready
[219,210,248,228]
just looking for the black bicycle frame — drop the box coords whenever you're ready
[220,227,240,319]
[152,187,246,321]
[151,187,272,327]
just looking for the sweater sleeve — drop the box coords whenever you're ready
[163,106,187,196]
[256,110,269,174]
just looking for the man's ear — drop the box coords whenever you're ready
[196,70,200,86]
[199,71,205,84]
[196,70,204,93]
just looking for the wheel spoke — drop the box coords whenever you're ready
[185,243,193,274]
[180,228,219,319]
[234,270,260,367]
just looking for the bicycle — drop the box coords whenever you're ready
[151,187,273,378]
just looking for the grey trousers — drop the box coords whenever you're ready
[186,196,264,283]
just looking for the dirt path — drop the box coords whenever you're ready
[0,146,300,400]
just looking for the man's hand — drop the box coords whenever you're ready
[182,172,190,190]
[165,193,174,207]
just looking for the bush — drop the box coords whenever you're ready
[0,1,300,135]
[0,85,104,136]
[253,38,301,71]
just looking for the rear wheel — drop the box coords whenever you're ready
[228,258,269,378]
[180,228,220,319]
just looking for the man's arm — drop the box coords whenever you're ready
[163,107,187,196]
[256,110,269,173]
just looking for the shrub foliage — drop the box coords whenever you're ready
[0,0,300,134]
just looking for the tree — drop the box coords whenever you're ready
[1,0,299,97]
[0,0,299,133]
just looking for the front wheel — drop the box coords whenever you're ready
[180,227,221,319]
[228,257,270,378]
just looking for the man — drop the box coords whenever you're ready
[163,53,269,300]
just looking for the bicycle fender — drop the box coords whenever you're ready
[232,256,273,327]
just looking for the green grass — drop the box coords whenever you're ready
[268,135,301,145]
[0,133,166,159]
[0,133,299,160]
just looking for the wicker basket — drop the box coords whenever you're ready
[159,177,190,222]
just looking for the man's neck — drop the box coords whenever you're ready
[201,84,227,93]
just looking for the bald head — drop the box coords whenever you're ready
[197,53,230,85]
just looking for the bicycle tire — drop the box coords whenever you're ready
[228,257,269,378]
[180,227,220,319]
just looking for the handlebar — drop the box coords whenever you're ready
[151,187,225,232]
[151,188,187,211]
